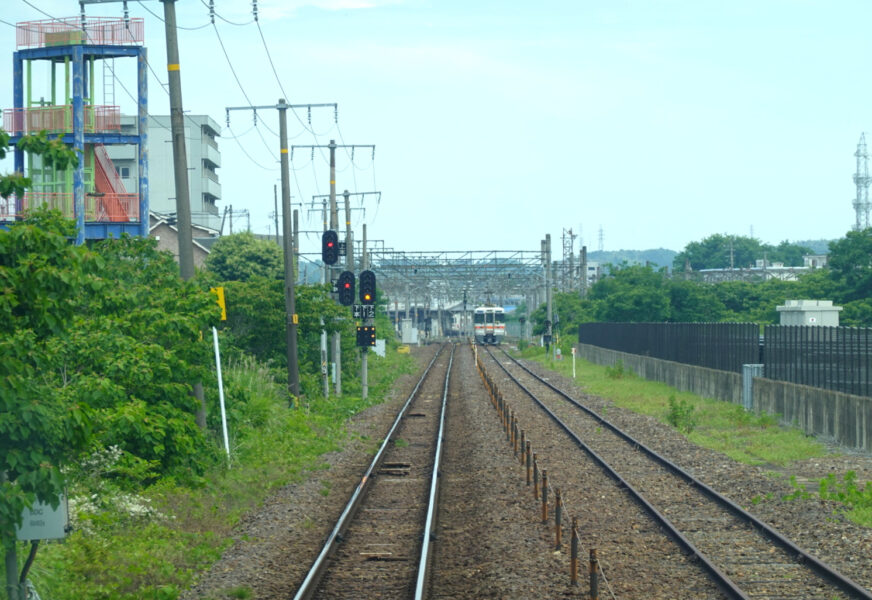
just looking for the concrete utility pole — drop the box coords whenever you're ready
[580,245,588,298]
[227,102,336,399]
[293,141,375,395]
[545,235,553,357]
[361,235,369,400]
[156,0,212,428]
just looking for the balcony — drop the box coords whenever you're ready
[203,142,221,168]
[0,192,140,222]
[16,18,144,49]
[3,105,121,135]
[201,176,221,199]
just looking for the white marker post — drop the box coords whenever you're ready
[571,346,576,379]
[213,326,230,464]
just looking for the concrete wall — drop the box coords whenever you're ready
[576,343,872,452]
[575,343,743,404]
[753,378,871,452]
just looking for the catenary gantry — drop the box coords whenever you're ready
[364,249,546,306]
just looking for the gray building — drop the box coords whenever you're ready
[108,115,222,232]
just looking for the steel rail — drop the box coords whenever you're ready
[480,347,750,599]
[494,347,872,600]
[292,344,447,600]
[414,343,455,599]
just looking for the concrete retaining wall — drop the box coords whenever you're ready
[752,379,871,452]
[575,343,743,404]
[576,343,872,452]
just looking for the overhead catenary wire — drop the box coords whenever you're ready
[210,22,277,158]
[199,0,255,27]
[135,0,211,30]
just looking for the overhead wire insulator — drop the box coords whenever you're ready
[307,106,312,124]
[252,0,258,22]
[209,0,215,24]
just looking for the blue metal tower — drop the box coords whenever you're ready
[3,17,149,243]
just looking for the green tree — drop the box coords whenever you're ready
[827,228,872,302]
[588,265,671,322]
[769,240,814,266]
[668,280,726,322]
[0,211,94,594]
[674,234,816,272]
[64,235,221,479]
[204,231,283,282]
[673,234,763,272]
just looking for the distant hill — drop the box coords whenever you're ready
[588,248,677,270]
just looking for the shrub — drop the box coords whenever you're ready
[605,360,625,379]
[666,395,697,433]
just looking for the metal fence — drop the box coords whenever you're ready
[764,325,872,397]
[578,322,760,373]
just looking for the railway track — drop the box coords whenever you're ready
[483,346,872,600]
[293,343,455,600]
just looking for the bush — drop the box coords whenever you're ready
[605,360,625,379]
[666,395,697,433]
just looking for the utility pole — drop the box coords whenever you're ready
[361,231,369,400]
[227,102,336,398]
[309,198,330,397]
[293,141,375,395]
[544,235,553,357]
[154,0,212,429]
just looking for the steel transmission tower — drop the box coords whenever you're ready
[854,133,871,231]
[562,228,577,292]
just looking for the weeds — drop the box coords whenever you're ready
[666,395,697,434]
[605,360,625,379]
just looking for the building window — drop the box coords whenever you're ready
[117,166,130,178]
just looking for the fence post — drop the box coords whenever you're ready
[555,488,562,549]
[519,430,526,465]
[742,364,763,411]
[533,454,539,500]
[570,517,579,586]
[590,548,599,600]
[541,469,548,523]
[525,442,532,485]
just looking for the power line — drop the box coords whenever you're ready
[199,0,255,27]
[135,0,210,30]
[210,22,277,158]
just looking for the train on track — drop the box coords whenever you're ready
[473,305,505,345]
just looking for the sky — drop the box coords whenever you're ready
[1,0,870,259]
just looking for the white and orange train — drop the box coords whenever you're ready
[473,305,505,345]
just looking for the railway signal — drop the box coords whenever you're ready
[359,269,376,305]
[337,271,355,306]
[322,230,339,265]
[356,325,376,347]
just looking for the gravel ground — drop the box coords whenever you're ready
[182,345,872,599]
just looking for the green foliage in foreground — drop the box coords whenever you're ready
[784,471,872,527]
[7,347,415,600]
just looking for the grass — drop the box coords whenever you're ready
[8,347,416,600]
[519,345,825,467]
